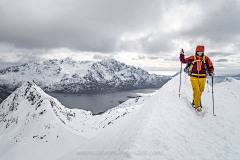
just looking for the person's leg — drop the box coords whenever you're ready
[190,77,201,109]
[199,78,206,100]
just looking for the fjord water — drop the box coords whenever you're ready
[48,88,158,114]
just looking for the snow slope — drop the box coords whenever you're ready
[0,75,240,160]
[59,75,240,160]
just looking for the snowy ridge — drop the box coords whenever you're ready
[0,81,148,138]
[0,81,149,159]
[0,58,171,93]
[58,75,240,160]
[1,75,240,160]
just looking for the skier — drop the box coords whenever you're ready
[179,45,214,112]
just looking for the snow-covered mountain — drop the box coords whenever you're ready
[0,58,171,93]
[0,75,240,160]
[0,80,147,159]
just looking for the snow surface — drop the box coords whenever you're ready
[0,75,240,160]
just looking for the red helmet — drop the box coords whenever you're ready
[196,45,205,53]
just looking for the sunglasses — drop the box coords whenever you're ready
[197,51,203,54]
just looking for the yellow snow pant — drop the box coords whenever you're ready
[190,76,206,109]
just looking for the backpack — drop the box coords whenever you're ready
[187,55,208,76]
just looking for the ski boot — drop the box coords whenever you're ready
[191,99,202,108]
[196,107,202,112]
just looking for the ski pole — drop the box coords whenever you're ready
[179,62,182,97]
[179,49,184,97]
[212,76,216,116]
[184,72,186,84]
[207,79,209,93]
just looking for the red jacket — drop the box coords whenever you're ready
[180,54,214,78]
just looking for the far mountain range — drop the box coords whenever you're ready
[0,58,171,94]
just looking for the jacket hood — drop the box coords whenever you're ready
[196,45,205,52]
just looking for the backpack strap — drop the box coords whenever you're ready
[192,55,196,64]
[203,55,206,63]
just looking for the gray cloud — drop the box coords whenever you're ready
[164,57,179,61]
[132,55,147,60]
[132,56,163,60]
[0,0,161,53]
[149,57,160,60]
[1,0,240,55]
[142,66,179,72]
[207,52,235,57]
[0,0,239,76]
[141,36,174,54]
[215,59,228,62]
[180,0,240,51]
[93,54,111,60]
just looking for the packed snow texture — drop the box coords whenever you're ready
[0,75,240,160]
[0,58,170,93]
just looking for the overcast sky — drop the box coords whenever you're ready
[0,0,239,76]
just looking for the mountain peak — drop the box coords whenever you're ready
[15,80,46,98]
[63,57,73,61]
[1,80,48,114]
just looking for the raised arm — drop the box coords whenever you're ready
[179,49,194,64]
